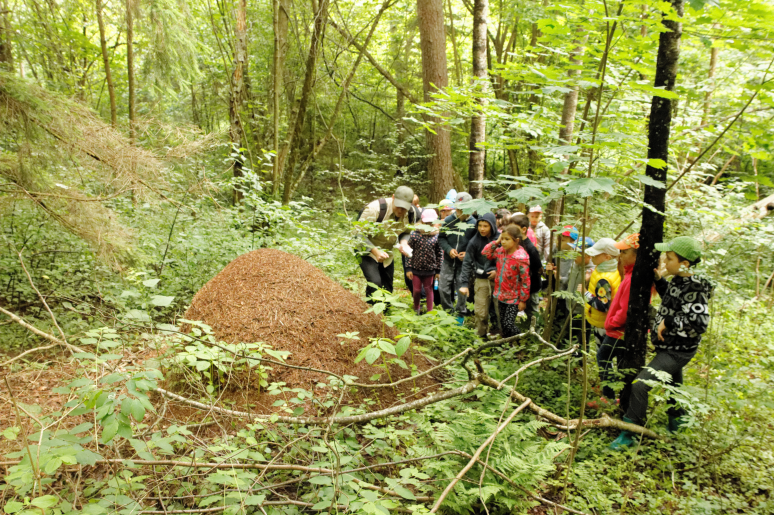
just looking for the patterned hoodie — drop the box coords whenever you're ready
[652,274,714,353]
[406,230,444,276]
[481,240,531,304]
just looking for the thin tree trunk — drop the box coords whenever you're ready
[620,0,684,411]
[126,0,135,141]
[278,0,329,199]
[0,0,13,70]
[270,0,290,195]
[445,0,463,87]
[701,23,720,126]
[96,0,117,127]
[230,0,248,203]
[417,0,455,201]
[468,0,488,199]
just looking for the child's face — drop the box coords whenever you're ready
[478,221,491,237]
[501,233,519,252]
[664,251,690,276]
[528,212,541,227]
[440,208,452,218]
[591,253,611,266]
[561,235,575,250]
[574,253,591,266]
[620,248,637,267]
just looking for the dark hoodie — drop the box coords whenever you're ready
[439,213,477,263]
[521,237,543,295]
[652,274,714,354]
[459,212,498,284]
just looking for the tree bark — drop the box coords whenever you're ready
[0,0,13,71]
[417,0,455,201]
[126,0,135,141]
[467,0,488,199]
[621,0,684,410]
[277,0,329,200]
[95,0,117,127]
[230,0,248,203]
[271,0,290,195]
[701,23,720,127]
[445,0,463,87]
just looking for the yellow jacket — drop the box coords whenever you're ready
[584,265,621,328]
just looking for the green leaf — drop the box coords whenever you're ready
[151,295,175,307]
[507,186,546,204]
[564,177,615,197]
[130,399,146,422]
[195,360,211,372]
[740,175,774,187]
[635,175,666,188]
[2,426,20,441]
[244,495,266,506]
[395,336,410,357]
[364,347,381,365]
[391,485,416,500]
[3,502,24,514]
[75,449,102,466]
[647,159,668,169]
[377,340,396,355]
[31,496,59,509]
[44,458,63,474]
[101,421,119,444]
[142,279,161,288]
[455,198,499,215]
[309,475,333,485]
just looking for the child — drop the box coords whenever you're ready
[438,193,477,320]
[599,233,640,402]
[406,210,444,315]
[610,236,713,450]
[495,209,511,230]
[459,213,499,337]
[528,205,552,262]
[478,226,531,338]
[510,214,545,324]
[584,238,622,350]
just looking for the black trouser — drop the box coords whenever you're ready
[498,301,522,338]
[360,255,394,302]
[597,335,627,399]
[625,349,695,426]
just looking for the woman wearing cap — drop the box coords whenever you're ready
[356,186,416,301]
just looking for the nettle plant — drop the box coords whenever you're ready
[164,320,289,393]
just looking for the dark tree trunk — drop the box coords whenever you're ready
[230,0,247,203]
[417,0,455,201]
[0,0,13,71]
[467,0,488,199]
[620,0,684,410]
[96,0,117,127]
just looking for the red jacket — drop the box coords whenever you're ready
[605,264,633,339]
[482,241,531,304]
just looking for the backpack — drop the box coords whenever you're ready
[355,198,418,224]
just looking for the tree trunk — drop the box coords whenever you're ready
[126,0,135,141]
[278,0,329,200]
[620,0,684,410]
[701,23,720,126]
[467,0,488,199]
[417,0,455,201]
[230,0,247,203]
[271,0,290,194]
[0,0,13,71]
[96,0,117,127]
[445,0,463,87]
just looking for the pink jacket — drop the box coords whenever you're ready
[605,264,633,339]
[482,241,531,304]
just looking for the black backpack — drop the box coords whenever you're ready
[355,198,419,224]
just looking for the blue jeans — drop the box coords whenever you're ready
[596,335,627,399]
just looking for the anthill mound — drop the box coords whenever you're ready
[183,249,437,398]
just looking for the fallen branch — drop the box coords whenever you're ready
[495,346,578,389]
[155,380,479,426]
[0,306,83,355]
[0,344,58,368]
[430,398,532,513]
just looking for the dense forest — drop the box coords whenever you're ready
[0,0,773,512]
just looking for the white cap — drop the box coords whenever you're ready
[529,205,543,213]
[584,238,621,257]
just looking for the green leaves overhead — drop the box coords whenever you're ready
[564,178,616,197]
[455,198,499,215]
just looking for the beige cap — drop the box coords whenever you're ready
[393,186,415,210]
[584,238,621,257]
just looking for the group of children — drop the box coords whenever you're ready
[404,197,714,448]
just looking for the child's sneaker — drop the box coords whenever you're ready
[667,414,686,434]
[455,316,465,326]
[609,417,636,451]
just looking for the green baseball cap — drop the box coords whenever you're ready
[654,236,702,262]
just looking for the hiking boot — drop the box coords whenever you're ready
[668,414,686,434]
[609,417,636,451]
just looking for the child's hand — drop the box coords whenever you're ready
[657,320,666,341]
[653,267,662,280]
[518,301,526,311]
[576,284,583,293]
[487,270,496,280]
[406,271,413,280]
[457,251,466,260]
[459,287,469,296]
[546,263,557,277]
[496,234,502,245]
[450,249,459,259]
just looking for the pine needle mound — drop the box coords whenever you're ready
[184,249,425,390]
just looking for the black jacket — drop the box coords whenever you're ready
[652,274,713,353]
[521,238,543,294]
[439,213,477,263]
[459,212,498,284]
